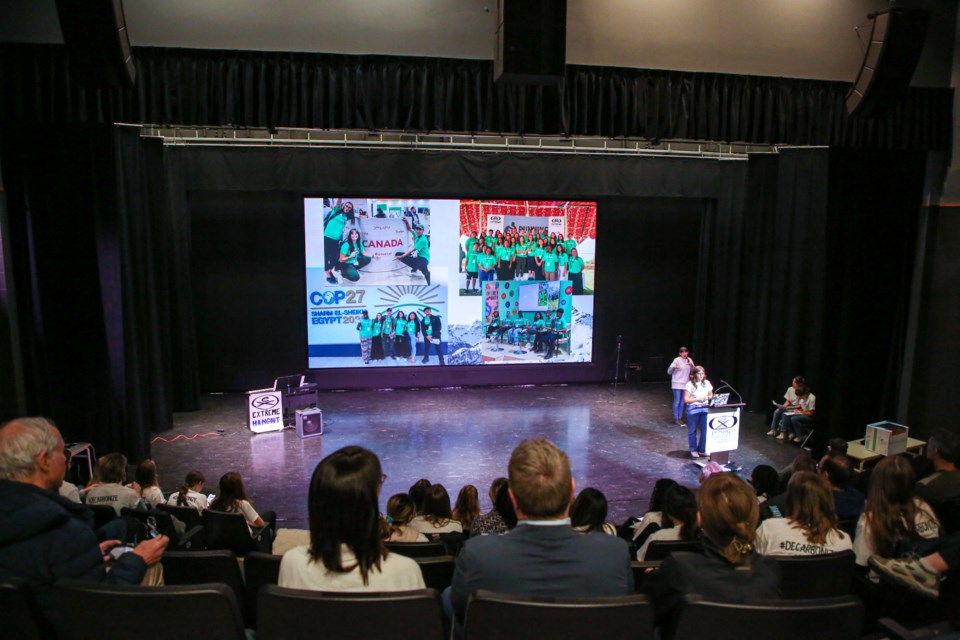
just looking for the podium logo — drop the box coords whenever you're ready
[708,415,738,431]
[251,395,279,409]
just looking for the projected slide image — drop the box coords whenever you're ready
[306,197,596,369]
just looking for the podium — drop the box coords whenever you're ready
[704,403,745,470]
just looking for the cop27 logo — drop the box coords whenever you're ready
[708,415,739,430]
[309,290,367,306]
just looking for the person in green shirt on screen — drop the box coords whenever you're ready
[323,200,355,285]
[382,308,397,360]
[339,228,373,282]
[395,221,432,285]
[543,308,569,360]
[464,243,480,292]
[543,249,559,281]
[568,248,586,295]
[356,310,375,364]
[557,245,569,280]
[371,312,385,361]
[478,247,497,283]
[496,239,515,282]
[394,314,409,360]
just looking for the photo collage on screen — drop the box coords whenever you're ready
[305,198,596,368]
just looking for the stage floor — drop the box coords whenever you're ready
[154,383,801,530]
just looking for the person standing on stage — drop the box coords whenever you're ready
[668,347,695,427]
[382,308,396,361]
[323,200,355,285]
[767,375,804,437]
[357,310,374,364]
[684,365,714,459]
[421,307,445,366]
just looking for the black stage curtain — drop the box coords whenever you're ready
[0,44,951,151]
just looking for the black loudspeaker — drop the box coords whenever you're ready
[846,8,929,118]
[56,0,136,87]
[296,408,323,439]
[495,0,566,84]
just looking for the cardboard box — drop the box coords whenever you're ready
[864,421,909,456]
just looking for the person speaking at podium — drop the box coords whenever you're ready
[684,366,714,459]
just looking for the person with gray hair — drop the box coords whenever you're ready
[0,417,167,626]
[916,429,960,506]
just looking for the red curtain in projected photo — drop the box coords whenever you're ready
[459,200,597,240]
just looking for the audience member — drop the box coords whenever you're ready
[385,493,428,542]
[827,438,849,456]
[135,459,164,508]
[410,483,464,535]
[637,485,698,560]
[643,473,780,624]
[870,531,960,599]
[632,478,678,544]
[210,471,276,550]
[915,429,960,505]
[452,485,481,531]
[448,439,634,624]
[754,472,852,556]
[408,478,432,514]
[470,477,511,535]
[84,452,143,514]
[0,417,167,626]
[819,454,865,520]
[166,470,208,512]
[570,487,617,535]
[278,446,425,591]
[749,464,779,503]
[853,455,941,567]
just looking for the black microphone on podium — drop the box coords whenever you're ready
[716,379,744,405]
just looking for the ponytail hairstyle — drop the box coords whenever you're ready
[177,470,205,507]
[698,473,759,566]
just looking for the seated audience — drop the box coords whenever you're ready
[570,487,617,535]
[819,454,865,520]
[385,493,429,542]
[754,471,852,556]
[643,473,780,624]
[135,459,164,508]
[279,446,425,591]
[471,477,515,535]
[915,429,960,505]
[410,483,464,535]
[452,484,481,532]
[749,464,779,503]
[826,437,849,456]
[870,531,960,599]
[637,485,698,560]
[632,478,679,544]
[0,417,167,626]
[84,452,143,514]
[210,471,277,550]
[408,478,432,514]
[853,455,941,568]
[448,439,633,625]
[166,470,208,512]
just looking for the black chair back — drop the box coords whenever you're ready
[158,502,203,530]
[162,550,247,620]
[257,585,444,640]
[415,555,456,591]
[464,590,654,640]
[644,539,701,561]
[87,503,120,530]
[772,550,855,599]
[932,497,960,535]
[202,509,258,555]
[52,579,246,640]
[0,578,48,640]
[119,507,204,549]
[385,541,447,557]
[669,594,863,640]
[243,552,282,629]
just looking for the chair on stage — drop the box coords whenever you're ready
[243,552,282,629]
[463,590,654,640]
[385,541,447,558]
[52,580,246,640]
[415,556,456,592]
[666,594,863,640]
[161,550,249,624]
[643,539,701,562]
[257,586,444,640]
[0,578,49,640]
[772,550,855,599]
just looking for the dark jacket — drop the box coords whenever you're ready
[0,480,147,623]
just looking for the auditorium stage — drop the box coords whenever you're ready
[154,383,801,530]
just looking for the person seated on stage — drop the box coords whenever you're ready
[485,310,502,339]
[570,487,617,536]
[409,483,464,536]
[768,375,804,438]
[853,455,941,570]
[84,452,145,515]
[748,465,779,504]
[471,477,513,536]
[448,439,634,628]
[637,485,698,560]
[870,531,960,599]
[507,315,528,346]
[407,478,432,515]
[384,493,429,543]
[166,470,209,513]
[279,446,425,591]
[818,454,865,521]
[210,471,277,551]
[915,429,960,506]
[0,417,168,629]
[632,478,680,546]
[452,485,481,532]
[642,473,781,624]
[781,384,816,444]
[543,308,569,360]
[754,472,852,557]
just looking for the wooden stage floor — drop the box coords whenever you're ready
[154,383,801,530]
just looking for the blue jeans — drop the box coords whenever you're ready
[672,389,686,421]
[771,408,786,433]
[688,410,707,453]
[784,414,814,438]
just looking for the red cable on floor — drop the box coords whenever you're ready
[151,432,221,444]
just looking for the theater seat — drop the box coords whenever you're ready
[644,539,701,561]
[385,541,447,557]
[772,550,855,599]
[162,550,248,624]
[0,578,48,640]
[415,555,456,591]
[202,509,260,556]
[243,552,282,628]
[464,590,654,640]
